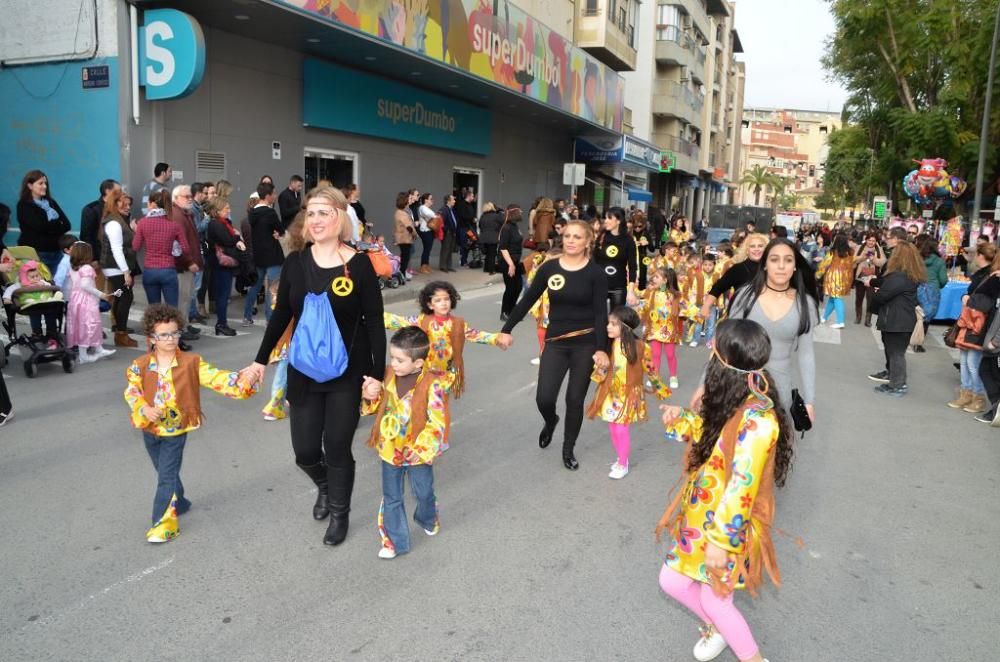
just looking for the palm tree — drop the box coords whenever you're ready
[739,165,776,206]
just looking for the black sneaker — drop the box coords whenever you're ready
[868,371,890,383]
[913,345,926,353]
[873,384,905,397]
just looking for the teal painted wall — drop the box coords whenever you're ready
[0,57,121,243]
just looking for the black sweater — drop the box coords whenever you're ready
[255,248,386,402]
[870,271,918,332]
[502,259,609,350]
[248,206,285,268]
[17,198,71,253]
[593,231,638,290]
[709,259,760,299]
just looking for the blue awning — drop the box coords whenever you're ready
[627,188,653,202]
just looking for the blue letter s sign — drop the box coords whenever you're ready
[139,9,205,100]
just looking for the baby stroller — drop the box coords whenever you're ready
[464,228,484,269]
[379,251,405,290]
[2,247,74,377]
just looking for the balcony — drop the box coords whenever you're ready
[654,26,706,83]
[652,132,701,174]
[652,80,704,128]
[576,1,638,72]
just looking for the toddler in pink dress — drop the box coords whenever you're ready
[66,242,115,363]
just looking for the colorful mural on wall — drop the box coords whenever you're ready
[276,0,624,132]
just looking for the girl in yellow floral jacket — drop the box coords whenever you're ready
[654,318,793,662]
[587,306,671,479]
[816,235,854,329]
[362,326,450,560]
[124,305,256,544]
[634,266,683,389]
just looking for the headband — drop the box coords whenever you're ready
[711,346,773,410]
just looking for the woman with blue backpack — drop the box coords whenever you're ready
[242,186,386,547]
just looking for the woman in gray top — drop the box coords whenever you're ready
[692,238,819,422]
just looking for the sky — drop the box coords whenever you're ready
[733,0,850,112]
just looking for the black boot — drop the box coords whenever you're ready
[297,461,329,520]
[864,313,872,327]
[539,415,559,449]
[562,443,579,471]
[323,463,355,546]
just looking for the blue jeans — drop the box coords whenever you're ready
[36,251,62,279]
[378,461,437,554]
[243,265,282,321]
[823,296,845,325]
[28,312,59,337]
[212,267,234,327]
[188,269,203,318]
[143,268,179,307]
[142,432,192,526]
[692,307,718,342]
[960,349,985,395]
[418,230,435,266]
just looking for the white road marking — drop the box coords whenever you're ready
[811,324,841,345]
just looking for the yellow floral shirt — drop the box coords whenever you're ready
[124,356,256,437]
[362,372,449,466]
[635,288,682,343]
[663,405,780,590]
[816,253,854,298]
[384,312,499,390]
[591,341,670,424]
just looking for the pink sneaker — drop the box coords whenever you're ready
[46,339,59,350]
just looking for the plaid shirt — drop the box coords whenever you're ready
[132,212,190,270]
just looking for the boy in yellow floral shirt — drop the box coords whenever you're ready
[362,326,450,559]
[124,304,256,544]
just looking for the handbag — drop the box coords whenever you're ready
[790,389,811,434]
[214,244,238,268]
[428,214,443,232]
[366,250,393,278]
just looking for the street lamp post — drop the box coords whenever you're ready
[972,1,1000,226]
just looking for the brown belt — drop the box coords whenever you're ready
[545,328,594,343]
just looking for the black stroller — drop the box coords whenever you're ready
[464,228,484,269]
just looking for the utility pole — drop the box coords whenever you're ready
[972,1,1000,227]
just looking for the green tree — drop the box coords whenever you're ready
[739,165,777,206]
[814,190,839,212]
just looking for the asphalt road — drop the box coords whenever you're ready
[1,284,998,661]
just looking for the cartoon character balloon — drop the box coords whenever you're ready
[902,158,967,206]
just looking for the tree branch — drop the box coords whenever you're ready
[880,8,918,113]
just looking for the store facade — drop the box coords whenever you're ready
[574,134,662,211]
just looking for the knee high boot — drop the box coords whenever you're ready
[297,461,329,520]
[323,462,355,546]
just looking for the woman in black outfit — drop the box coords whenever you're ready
[0,230,13,426]
[205,198,247,336]
[498,204,524,320]
[593,207,638,309]
[699,232,767,320]
[498,220,610,470]
[16,170,71,276]
[478,202,504,274]
[242,186,386,546]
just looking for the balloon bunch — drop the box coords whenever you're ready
[902,158,967,206]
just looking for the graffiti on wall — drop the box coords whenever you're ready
[278,0,624,132]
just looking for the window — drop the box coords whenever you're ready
[741,119,750,128]
[819,125,828,134]
[809,165,816,177]
[656,4,680,40]
[783,125,792,134]
[585,0,599,15]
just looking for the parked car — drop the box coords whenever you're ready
[697,227,735,247]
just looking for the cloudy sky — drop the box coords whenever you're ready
[733,0,849,111]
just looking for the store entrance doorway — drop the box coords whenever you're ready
[304,148,358,190]
[453,167,482,214]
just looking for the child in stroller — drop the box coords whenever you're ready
[464,227,484,269]
[2,253,74,376]
[369,234,405,289]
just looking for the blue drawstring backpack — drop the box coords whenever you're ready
[289,288,351,383]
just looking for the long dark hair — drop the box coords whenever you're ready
[691,319,794,487]
[608,306,641,365]
[831,234,851,258]
[20,169,50,202]
[600,206,627,247]
[735,238,818,337]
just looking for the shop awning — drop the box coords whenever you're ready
[627,188,653,202]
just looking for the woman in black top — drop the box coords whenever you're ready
[699,232,768,320]
[478,202,504,274]
[869,241,924,396]
[242,186,386,547]
[16,170,71,276]
[205,198,249,336]
[498,220,610,470]
[498,204,524,320]
[593,207,638,309]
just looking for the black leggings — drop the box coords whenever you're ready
[980,354,1000,407]
[608,288,627,312]
[289,383,362,469]
[501,260,525,315]
[106,274,134,332]
[399,243,413,274]
[536,336,595,453]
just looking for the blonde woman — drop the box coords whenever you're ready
[242,186,386,546]
[700,232,768,320]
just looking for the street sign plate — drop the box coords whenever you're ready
[563,163,585,186]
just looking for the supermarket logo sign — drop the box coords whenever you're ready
[139,9,205,100]
[377,100,457,133]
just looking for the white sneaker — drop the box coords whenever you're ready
[830,322,845,329]
[424,527,438,536]
[669,376,679,389]
[689,340,699,347]
[608,462,629,479]
[529,357,540,366]
[378,547,397,559]
[693,624,728,661]
[78,351,97,364]
[263,414,278,421]
[95,347,116,360]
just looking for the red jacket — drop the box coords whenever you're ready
[171,206,203,271]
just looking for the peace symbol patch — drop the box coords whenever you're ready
[606,245,619,258]
[605,266,617,276]
[642,256,652,266]
[380,413,401,440]
[331,276,354,297]
[547,274,566,291]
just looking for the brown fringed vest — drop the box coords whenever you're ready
[655,405,780,598]
[418,313,467,398]
[366,367,435,448]
[585,341,646,419]
[640,288,680,335]
[136,351,203,430]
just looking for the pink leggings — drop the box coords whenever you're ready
[658,564,759,661]
[608,423,630,466]
[537,327,547,354]
[649,341,678,377]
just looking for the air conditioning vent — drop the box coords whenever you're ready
[195,151,227,183]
